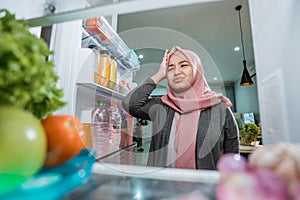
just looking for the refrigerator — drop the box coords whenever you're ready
[1,0,221,199]
[2,0,300,199]
[248,0,300,144]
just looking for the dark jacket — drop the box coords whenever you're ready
[122,78,239,170]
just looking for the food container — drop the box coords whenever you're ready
[109,55,117,90]
[94,50,111,87]
[80,109,93,148]
[83,17,114,45]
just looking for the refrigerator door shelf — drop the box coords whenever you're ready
[82,30,137,73]
[82,17,140,72]
[76,48,130,97]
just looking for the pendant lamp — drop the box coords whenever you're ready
[235,5,253,86]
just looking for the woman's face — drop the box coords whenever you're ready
[166,52,194,93]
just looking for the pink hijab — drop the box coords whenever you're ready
[161,46,232,169]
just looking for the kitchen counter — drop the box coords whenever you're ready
[239,145,263,160]
[240,145,263,154]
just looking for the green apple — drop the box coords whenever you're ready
[0,106,47,195]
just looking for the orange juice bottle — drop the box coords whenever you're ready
[95,50,111,87]
[109,55,117,90]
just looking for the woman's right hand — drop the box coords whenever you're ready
[151,49,169,84]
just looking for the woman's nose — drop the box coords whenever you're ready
[174,67,182,75]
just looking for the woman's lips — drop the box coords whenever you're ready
[173,77,184,83]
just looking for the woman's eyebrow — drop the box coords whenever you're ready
[179,60,188,64]
[168,60,189,67]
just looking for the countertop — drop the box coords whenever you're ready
[240,145,263,154]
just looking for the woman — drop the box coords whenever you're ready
[122,46,239,170]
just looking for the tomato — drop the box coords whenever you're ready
[0,106,47,195]
[42,115,85,167]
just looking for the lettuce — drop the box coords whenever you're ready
[0,9,66,120]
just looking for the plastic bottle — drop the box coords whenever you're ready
[95,50,111,87]
[109,55,117,90]
[110,104,122,150]
[91,100,111,158]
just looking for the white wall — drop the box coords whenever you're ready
[249,0,300,143]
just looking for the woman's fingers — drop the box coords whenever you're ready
[164,49,168,61]
[162,49,168,66]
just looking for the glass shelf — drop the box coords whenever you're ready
[63,164,218,199]
[96,142,137,165]
[77,82,126,101]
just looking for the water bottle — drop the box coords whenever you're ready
[110,103,122,149]
[91,100,111,158]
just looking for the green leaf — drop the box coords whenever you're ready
[0,9,66,120]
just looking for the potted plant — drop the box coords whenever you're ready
[240,123,260,146]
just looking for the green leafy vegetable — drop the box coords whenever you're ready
[0,9,66,120]
[240,123,260,146]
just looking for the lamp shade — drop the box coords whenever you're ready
[240,60,253,86]
[236,5,254,87]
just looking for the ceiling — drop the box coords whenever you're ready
[116,0,255,87]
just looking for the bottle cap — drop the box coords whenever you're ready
[97,100,106,105]
[88,45,97,49]
[100,50,109,55]
[110,103,117,109]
